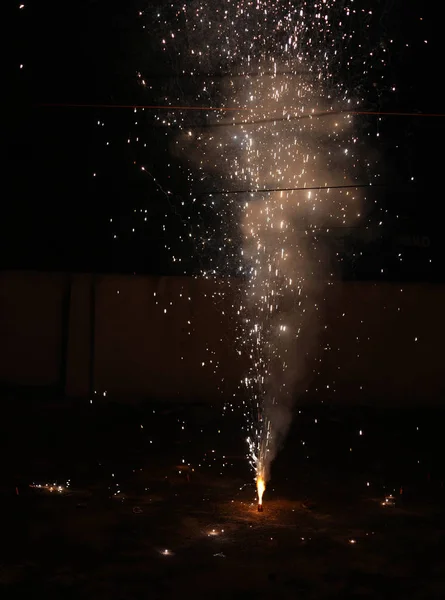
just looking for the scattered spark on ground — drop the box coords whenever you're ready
[29,481,71,494]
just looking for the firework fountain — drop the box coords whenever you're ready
[146,0,379,509]
[182,1,370,509]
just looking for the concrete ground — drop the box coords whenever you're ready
[1,396,445,599]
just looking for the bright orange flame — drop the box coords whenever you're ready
[257,476,266,505]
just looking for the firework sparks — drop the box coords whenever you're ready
[132,1,387,497]
[199,1,373,498]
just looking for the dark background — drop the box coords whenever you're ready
[5,1,443,279]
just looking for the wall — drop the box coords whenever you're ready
[92,275,240,400]
[0,271,67,387]
[315,283,443,404]
[0,271,443,405]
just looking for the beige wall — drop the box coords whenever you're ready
[0,271,66,387]
[315,283,444,404]
[65,274,93,397]
[0,271,443,405]
[92,276,247,400]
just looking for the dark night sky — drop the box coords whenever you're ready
[5,1,444,280]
